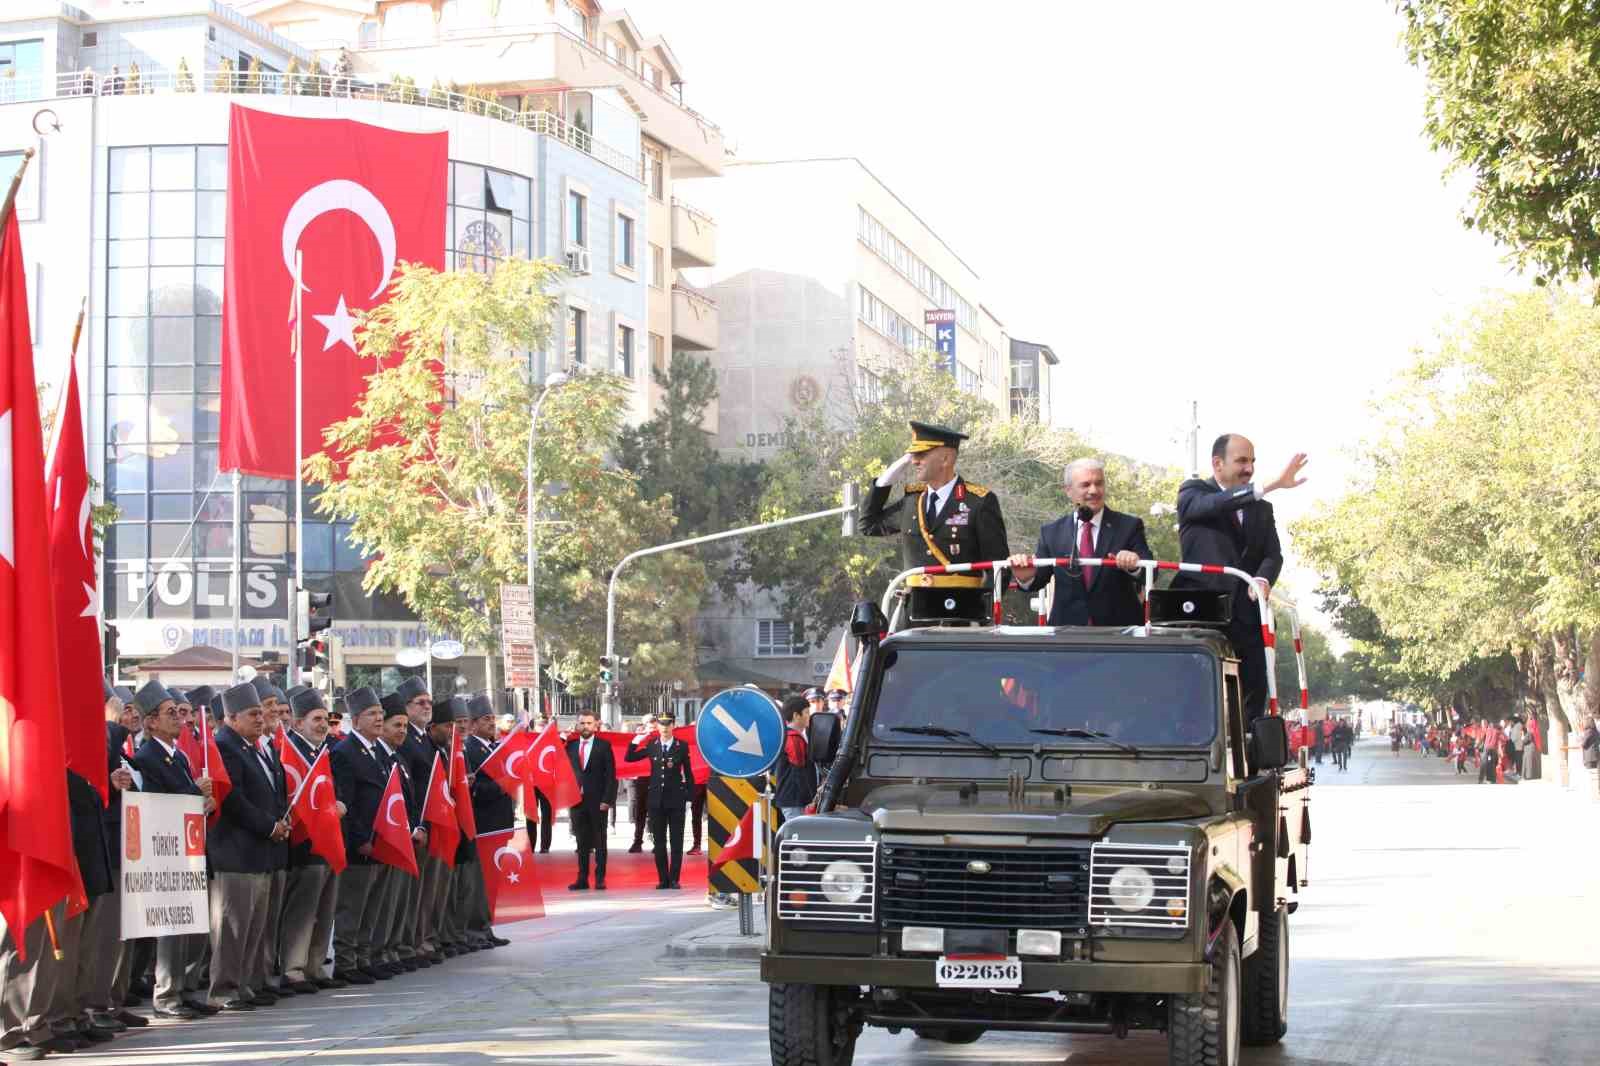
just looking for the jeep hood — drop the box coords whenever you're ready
[862,782,1213,836]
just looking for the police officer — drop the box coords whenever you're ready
[858,421,1009,623]
[624,711,695,890]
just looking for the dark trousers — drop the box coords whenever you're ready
[525,789,552,852]
[689,785,706,848]
[1231,620,1268,721]
[649,805,687,886]
[629,781,648,845]
[571,807,608,885]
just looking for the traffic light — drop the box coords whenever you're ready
[599,656,613,684]
[297,589,333,641]
[300,633,329,677]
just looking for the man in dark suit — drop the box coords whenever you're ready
[625,712,696,890]
[461,695,511,951]
[207,683,289,1012]
[1009,458,1153,626]
[83,721,145,1036]
[129,681,215,1019]
[278,689,343,993]
[858,421,1010,624]
[565,710,617,891]
[393,678,433,969]
[373,695,423,976]
[329,687,386,984]
[1175,434,1308,721]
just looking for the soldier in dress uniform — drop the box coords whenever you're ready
[857,421,1009,624]
[625,711,696,890]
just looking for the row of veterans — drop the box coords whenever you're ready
[0,675,512,1061]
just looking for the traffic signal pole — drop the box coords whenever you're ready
[602,495,856,728]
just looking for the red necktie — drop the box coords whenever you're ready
[1079,520,1094,589]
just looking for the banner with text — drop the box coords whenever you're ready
[120,792,210,939]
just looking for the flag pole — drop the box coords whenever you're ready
[231,469,242,679]
[0,146,34,229]
[290,249,305,684]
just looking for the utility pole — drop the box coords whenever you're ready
[1187,400,1201,478]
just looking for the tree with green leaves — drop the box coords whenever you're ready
[1398,0,1600,288]
[305,258,705,694]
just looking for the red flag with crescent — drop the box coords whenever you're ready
[422,753,459,866]
[177,713,231,827]
[218,104,447,478]
[711,806,757,871]
[370,765,418,878]
[275,727,313,843]
[449,729,476,840]
[476,724,530,798]
[526,718,581,810]
[289,747,345,874]
[474,826,544,924]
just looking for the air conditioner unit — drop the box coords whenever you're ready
[565,248,591,275]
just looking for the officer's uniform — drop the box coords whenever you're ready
[623,716,696,889]
[858,421,1009,623]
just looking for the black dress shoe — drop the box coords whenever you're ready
[36,1037,86,1053]
[246,995,275,1007]
[670,881,682,889]
[366,967,394,981]
[567,881,589,891]
[655,882,670,890]
[336,970,374,986]
[221,1000,255,1012]
[288,981,318,995]
[627,843,643,853]
[593,882,607,891]
[152,1005,199,1020]
[114,1010,149,1028]
[401,959,418,972]
[89,1012,127,1032]
[81,1025,118,1043]
[183,999,221,1015]
[490,936,511,946]
[252,990,280,1003]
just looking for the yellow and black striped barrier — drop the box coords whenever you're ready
[707,773,779,895]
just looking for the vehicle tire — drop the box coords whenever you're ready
[912,1026,984,1044]
[1242,904,1289,1045]
[769,983,859,1066]
[1168,921,1240,1066]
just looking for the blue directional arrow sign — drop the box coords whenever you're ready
[695,687,785,778]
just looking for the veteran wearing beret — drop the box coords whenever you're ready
[857,420,1010,623]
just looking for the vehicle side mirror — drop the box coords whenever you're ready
[807,711,841,766]
[849,601,888,639]
[1247,716,1290,772]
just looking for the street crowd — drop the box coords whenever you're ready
[1388,714,1547,784]
[0,676,514,1061]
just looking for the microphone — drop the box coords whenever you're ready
[1068,505,1093,576]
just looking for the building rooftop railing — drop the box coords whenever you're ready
[670,196,716,227]
[672,281,718,307]
[2,68,643,183]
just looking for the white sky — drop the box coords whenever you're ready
[622,0,1523,614]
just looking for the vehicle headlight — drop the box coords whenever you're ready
[1107,865,1156,912]
[788,847,811,867]
[820,859,867,904]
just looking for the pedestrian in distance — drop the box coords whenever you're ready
[567,710,617,891]
[775,696,817,824]
[626,711,695,890]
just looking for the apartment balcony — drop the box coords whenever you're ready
[672,284,719,351]
[670,198,717,269]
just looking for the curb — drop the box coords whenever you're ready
[666,915,764,959]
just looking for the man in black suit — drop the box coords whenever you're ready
[459,695,510,951]
[1009,458,1153,627]
[625,711,696,890]
[329,687,386,984]
[207,683,289,1012]
[82,720,145,1036]
[1175,434,1308,721]
[373,695,423,976]
[566,710,617,891]
[128,681,215,1019]
[394,678,434,969]
[278,689,343,993]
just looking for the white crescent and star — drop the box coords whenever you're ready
[308,775,330,812]
[493,843,523,884]
[536,746,556,776]
[281,179,397,354]
[504,749,526,780]
[385,792,406,828]
[185,818,204,850]
[284,760,305,798]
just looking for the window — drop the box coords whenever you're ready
[83,31,98,47]
[648,242,664,288]
[567,306,586,366]
[615,210,636,270]
[857,366,883,404]
[556,0,590,40]
[617,323,635,378]
[567,189,587,248]
[644,146,664,200]
[451,162,531,273]
[640,58,662,90]
[857,284,932,353]
[0,39,44,103]
[756,620,805,657]
[1010,359,1035,389]
[857,206,981,338]
[604,36,628,65]
[957,362,979,395]
[649,331,665,373]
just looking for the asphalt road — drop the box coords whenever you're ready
[65,737,1600,1066]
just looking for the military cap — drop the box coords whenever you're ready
[468,694,496,720]
[803,687,824,701]
[261,684,286,705]
[655,710,675,724]
[103,678,117,701]
[285,683,309,703]
[222,682,262,716]
[449,696,471,721]
[430,699,457,726]
[396,676,430,704]
[134,680,173,716]
[905,420,968,454]
[114,685,135,704]
[186,685,215,710]
[379,693,408,721]
[345,686,381,715]
[827,688,848,699]
[290,688,326,716]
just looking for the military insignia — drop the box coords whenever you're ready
[947,513,969,526]
[958,501,969,513]
[965,482,990,497]
[951,542,961,556]
[955,482,965,501]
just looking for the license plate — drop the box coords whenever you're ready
[934,955,1022,988]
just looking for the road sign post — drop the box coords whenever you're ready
[500,583,537,689]
[695,688,785,779]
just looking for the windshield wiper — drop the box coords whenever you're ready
[1029,728,1141,756]
[888,725,1002,757]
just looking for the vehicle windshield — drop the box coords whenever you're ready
[869,645,1218,748]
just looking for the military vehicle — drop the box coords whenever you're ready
[763,558,1313,1066]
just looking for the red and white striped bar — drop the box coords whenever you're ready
[880,556,1305,718]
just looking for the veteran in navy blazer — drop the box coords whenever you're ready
[1009,458,1153,627]
[1173,433,1307,721]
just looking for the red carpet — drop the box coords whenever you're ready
[532,846,710,891]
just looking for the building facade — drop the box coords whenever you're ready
[0,0,721,691]
[1008,337,1058,422]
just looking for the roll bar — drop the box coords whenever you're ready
[879,557,1306,717]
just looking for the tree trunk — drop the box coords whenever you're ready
[1534,638,1569,786]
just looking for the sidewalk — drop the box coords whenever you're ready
[666,905,765,960]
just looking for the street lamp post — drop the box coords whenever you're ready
[525,370,571,723]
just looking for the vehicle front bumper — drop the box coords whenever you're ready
[760,954,1207,995]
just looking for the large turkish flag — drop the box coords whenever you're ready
[219,105,447,479]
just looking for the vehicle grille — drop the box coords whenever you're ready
[776,839,877,923]
[878,843,1091,930]
[1088,843,1192,929]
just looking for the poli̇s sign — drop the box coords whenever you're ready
[924,309,956,374]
